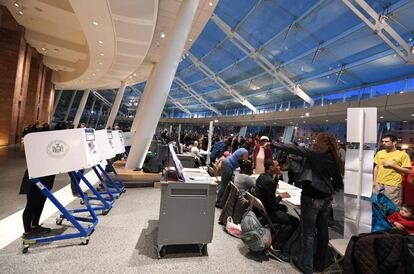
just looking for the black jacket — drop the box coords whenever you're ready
[273,143,343,198]
[255,172,282,213]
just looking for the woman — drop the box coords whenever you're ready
[273,133,343,274]
[252,136,272,174]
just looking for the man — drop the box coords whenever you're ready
[210,136,228,164]
[255,159,299,254]
[373,134,411,206]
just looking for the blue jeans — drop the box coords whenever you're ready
[300,194,332,274]
[216,160,233,204]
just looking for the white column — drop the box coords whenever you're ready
[64,91,77,122]
[52,90,63,116]
[105,81,127,129]
[72,89,90,128]
[126,0,199,170]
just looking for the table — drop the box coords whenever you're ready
[277,180,301,218]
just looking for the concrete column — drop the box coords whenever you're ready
[52,89,63,116]
[64,91,77,122]
[105,81,127,129]
[72,89,90,127]
[126,0,199,170]
[86,97,96,127]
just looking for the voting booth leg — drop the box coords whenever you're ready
[22,179,97,253]
[90,166,118,201]
[108,162,125,191]
[97,163,125,194]
[69,171,113,215]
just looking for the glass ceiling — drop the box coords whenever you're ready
[118,0,414,117]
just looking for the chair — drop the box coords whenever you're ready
[322,238,349,274]
[244,192,279,237]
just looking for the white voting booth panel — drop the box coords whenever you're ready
[95,130,116,161]
[122,130,135,147]
[24,128,100,179]
[344,149,375,198]
[112,130,125,154]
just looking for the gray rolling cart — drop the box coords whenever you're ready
[156,181,216,258]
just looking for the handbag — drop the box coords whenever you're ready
[225,216,242,238]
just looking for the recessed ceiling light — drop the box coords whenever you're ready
[99,53,104,56]
[14,2,20,7]
[133,73,136,76]
[17,10,23,15]
[305,112,310,117]
[98,40,103,44]
[129,76,132,79]
[93,21,98,26]
[402,120,408,123]
[41,47,46,51]
[411,114,414,117]
[92,73,95,76]
[400,91,404,94]
[208,2,213,6]
[160,32,166,39]
[380,116,384,119]
[98,62,102,65]
[188,38,193,42]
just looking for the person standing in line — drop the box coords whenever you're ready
[273,132,343,273]
[216,147,248,207]
[253,136,272,174]
[373,134,411,206]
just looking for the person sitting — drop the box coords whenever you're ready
[234,160,255,193]
[388,204,414,234]
[255,159,299,256]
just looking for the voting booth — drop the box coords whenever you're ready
[95,129,116,161]
[25,128,100,178]
[112,130,125,154]
[156,143,216,257]
[22,128,104,252]
[122,130,135,147]
[343,108,377,238]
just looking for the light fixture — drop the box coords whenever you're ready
[379,116,384,119]
[129,76,132,79]
[92,73,95,76]
[133,73,136,76]
[400,91,404,94]
[402,120,408,123]
[98,40,103,44]
[98,62,103,65]
[41,47,46,51]
[208,2,213,6]
[93,21,99,26]
[99,53,104,56]
[14,2,20,8]
[160,32,166,39]
[305,112,310,117]
[18,10,23,15]
[189,38,193,42]
[411,114,414,117]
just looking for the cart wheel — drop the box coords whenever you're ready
[157,246,166,258]
[80,199,85,205]
[80,237,89,245]
[22,244,29,254]
[102,210,109,216]
[56,217,63,225]
[122,189,126,193]
[201,244,208,256]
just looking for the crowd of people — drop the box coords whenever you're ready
[159,128,414,273]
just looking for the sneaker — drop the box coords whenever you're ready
[31,225,51,234]
[21,232,33,240]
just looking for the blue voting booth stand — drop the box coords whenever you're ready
[22,128,106,253]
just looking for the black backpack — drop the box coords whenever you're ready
[142,156,163,173]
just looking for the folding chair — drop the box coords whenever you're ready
[244,191,285,262]
[322,238,349,274]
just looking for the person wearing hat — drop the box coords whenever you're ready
[253,136,272,174]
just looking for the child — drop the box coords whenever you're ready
[388,204,414,234]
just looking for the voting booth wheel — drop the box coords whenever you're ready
[56,217,63,225]
[102,210,109,216]
[80,237,89,245]
[80,199,85,205]
[199,244,208,256]
[22,244,30,254]
[122,189,126,194]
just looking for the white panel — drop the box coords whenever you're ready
[112,130,126,154]
[122,130,136,147]
[344,218,372,239]
[24,128,100,178]
[344,149,375,173]
[344,148,375,198]
[344,196,372,224]
[95,130,116,161]
[347,108,377,143]
[109,0,155,20]
[114,21,153,41]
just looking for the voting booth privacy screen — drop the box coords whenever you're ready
[24,128,100,179]
[95,130,116,161]
[112,130,125,154]
[122,130,135,147]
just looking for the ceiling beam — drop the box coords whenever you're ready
[341,0,414,64]
[187,52,257,112]
[211,14,314,106]
[174,77,222,115]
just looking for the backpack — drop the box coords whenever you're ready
[371,193,399,233]
[240,211,271,252]
[404,235,414,274]
[142,156,163,173]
